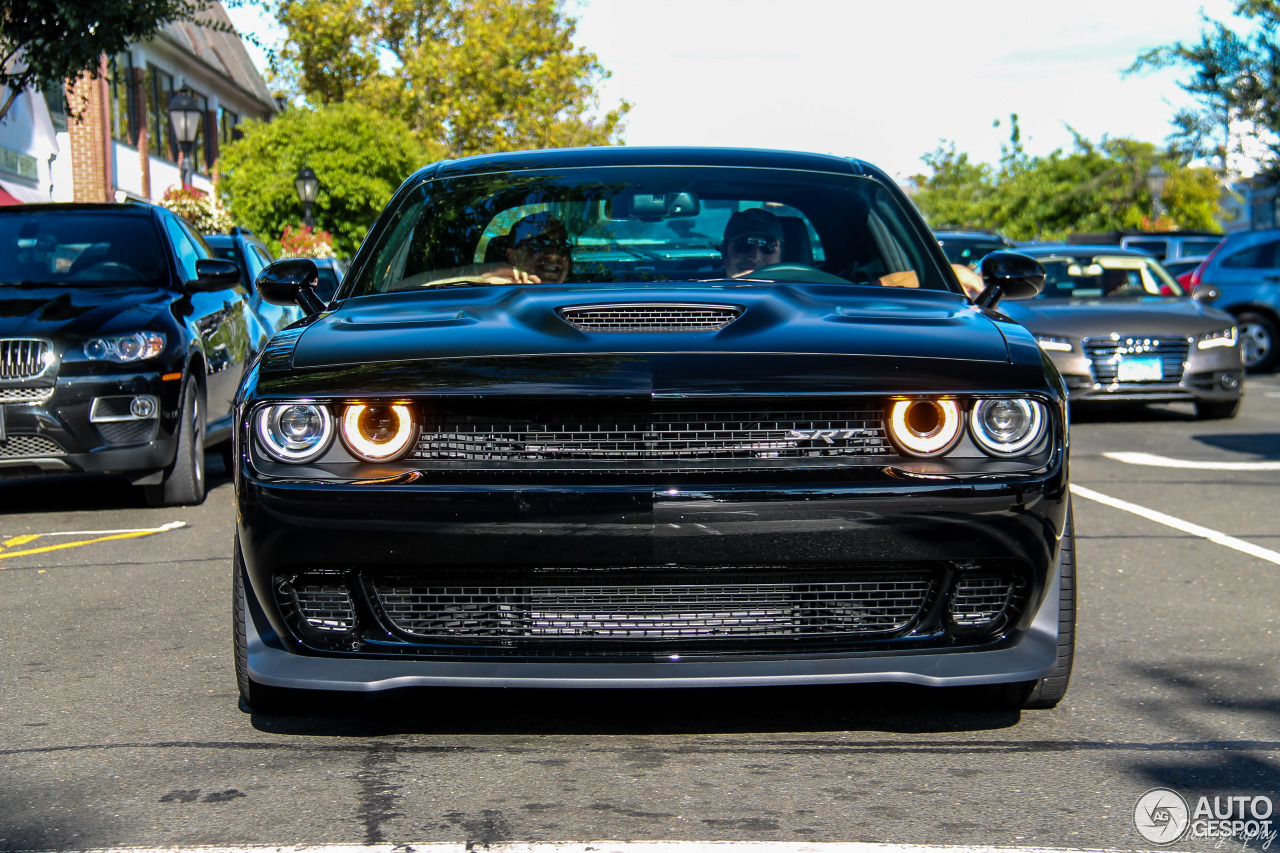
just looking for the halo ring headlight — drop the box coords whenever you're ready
[340,403,417,462]
[970,398,1046,456]
[887,398,963,457]
[256,403,334,463]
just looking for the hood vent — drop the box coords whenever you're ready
[559,303,742,333]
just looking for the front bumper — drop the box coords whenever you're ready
[237,468,1070,690]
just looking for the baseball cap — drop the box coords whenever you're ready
[723,208,784,243]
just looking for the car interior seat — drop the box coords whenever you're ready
[778,217,813,265]
[484,234,512,264]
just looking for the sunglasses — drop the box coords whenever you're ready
[517,235,572,255]
[730,236,780,255]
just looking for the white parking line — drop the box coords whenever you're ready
[1070,484,1280,566]
[1104,451,1280,471]
[11,843,1149,853]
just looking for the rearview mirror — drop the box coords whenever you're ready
[257,258,325,316]
[607,191,701,220]
[189,258,241,292]
[975,251,1046,308]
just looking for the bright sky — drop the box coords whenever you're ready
[226,0,1243,181]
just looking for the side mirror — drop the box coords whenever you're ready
[189,258,241,292]
[257,258,326,316]
[1192,283,1221,302]
[975,251,1046,308]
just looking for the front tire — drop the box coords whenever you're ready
[1237,311,1279,373]
[233,535,295,714]
[144,378,206,507]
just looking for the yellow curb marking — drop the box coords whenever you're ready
[0,522,186,563]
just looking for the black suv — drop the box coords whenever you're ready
[0,203,259,505]
[204,228,302,336]
[933,230,1016,266]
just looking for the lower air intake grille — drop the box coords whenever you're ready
[412,401,892,462]
[559,303,741,332]
[283,580,356,633]
[1083,336,1190,384]
[949,573,1015,626]
[0,435,65,458]
[0,387,54,404]
[373,572,935,641]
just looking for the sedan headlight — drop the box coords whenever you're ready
[84,332,165,362]
[340,403,417,461]
[1035,336,1072,352]
[1197,326,1238,349]
[256,403,334,462]
[887,398,963,457]
[969,398,1046,456]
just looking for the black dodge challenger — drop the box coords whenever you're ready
[233,147,1073,713]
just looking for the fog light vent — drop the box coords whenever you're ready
[279,577,356,633]
[949,572,1014,626]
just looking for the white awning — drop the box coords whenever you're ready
[0,178,51,204]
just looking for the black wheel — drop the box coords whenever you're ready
[979,502,1076,710]
[1237,311,1279,372]
[1195,398,1241,420]
[233,536,295,714]
[144,378,206,507]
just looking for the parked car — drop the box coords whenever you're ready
[0,202,256,505]
[204,228,303,335]
[1163,254,1211,281]
[1118,233,1222,262]
[934,229,1016,267]
[1185,227,1280,372]
[307,256,348,303]
[232,146,1074,714]
[1001,246,1243,418]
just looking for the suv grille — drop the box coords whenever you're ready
[411,401,892,462]
[559,303,740,332]
[0,339,51,380]
[0,435,65,458]
[1083,336,1190,384]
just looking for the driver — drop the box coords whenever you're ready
[503,212,571,284]
[720,208,784,278]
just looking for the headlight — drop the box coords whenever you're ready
[887,398,963,457]
[1197,327,1238,349]
[969,398,1046,456]
[256,403,334,462]
[1036,336,1072,352]
[340,403,417,461]
[84,332,165,362]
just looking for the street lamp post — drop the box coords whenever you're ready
[1145,164,1168,223]
[166,90,203,188]
[295,167,319,229]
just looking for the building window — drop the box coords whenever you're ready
[108,53,137,146]
[42,86,67,133]
[146,65,176,162]
[218,106,240,148]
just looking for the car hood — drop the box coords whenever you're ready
[999,297,1235,337]
[266,283,1040,397]
[0,284,172,339]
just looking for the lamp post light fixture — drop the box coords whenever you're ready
[166,89,203,188]
[1145,164,1168,222]
[295,166,319,228]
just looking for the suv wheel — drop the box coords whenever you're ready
[1237,311,1279,372]
[144,378,207,507]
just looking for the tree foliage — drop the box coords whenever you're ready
[1128,1,1280,178]
[273,0,629,158]
[912,116,1223,240]
[0,0,207,123]
[217,100,428,257]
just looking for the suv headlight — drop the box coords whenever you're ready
[969,398,1046,456]
[1197,327,1238,349]
[84,332,166,362]
[256,403,334,462]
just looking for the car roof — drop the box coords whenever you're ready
[0,202,158,217]
[933,230,1009,239]
[1019,244,1156,257]
[419,146,877,182]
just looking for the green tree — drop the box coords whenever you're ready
[217,100,428,257]
[273,0,629,158]
[913,121,1222,240]
[1128,1,1280,177]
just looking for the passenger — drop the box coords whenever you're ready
[720,208,784,278]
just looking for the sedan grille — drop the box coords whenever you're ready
[0,339,51,380]
[412,401,892,462]
[1083,336,1190,384]
[559,303,741,332]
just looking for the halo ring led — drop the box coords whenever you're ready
[255,403,333,463]
[340,403,416,461]
[887,399,962,457]
[970,398,1045,456]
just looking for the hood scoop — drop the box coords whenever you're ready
[558,303,742,333]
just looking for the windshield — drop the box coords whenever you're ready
[0,213,168,286]
[345,165,950,296]
[1033,254,1186,299]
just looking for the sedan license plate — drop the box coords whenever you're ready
[1117,356,1163,382]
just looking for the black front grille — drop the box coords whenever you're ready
[1083,336,1190,384]
[559,303,741,332]
[374,573,934,641]
[0,435,64,458]
[411,401,892,462]
[0,339,50,380]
